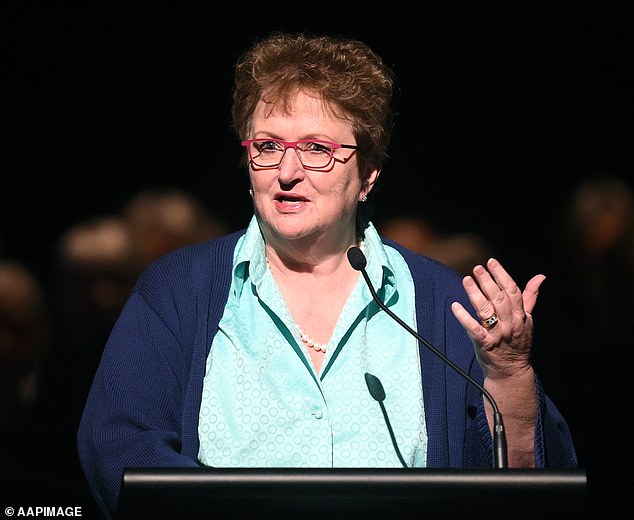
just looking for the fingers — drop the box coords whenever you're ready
[463,259,513,324]
[453,260,541,377]
[451,301,487,342]
[462,272,499,322]
[460,258,544,325]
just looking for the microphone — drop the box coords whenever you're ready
[364,372,408,468]
[347,246,508,469]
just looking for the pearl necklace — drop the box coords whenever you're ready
[295,324,328,353]
[266,240,365,355]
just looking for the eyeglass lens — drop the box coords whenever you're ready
[250,140,334,168]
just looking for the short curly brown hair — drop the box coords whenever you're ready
[232,33,395,179]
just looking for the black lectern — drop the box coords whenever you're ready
[118,467,587,519]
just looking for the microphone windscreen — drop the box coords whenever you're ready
[364,372,386,402]
[347,246,367,271]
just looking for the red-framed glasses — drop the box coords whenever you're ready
[241,138,358,170]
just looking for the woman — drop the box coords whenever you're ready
[78,33,577,517]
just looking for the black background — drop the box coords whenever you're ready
[3,1,633,517]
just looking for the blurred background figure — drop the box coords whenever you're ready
[539,174,634,513]
[0,259,49,436]
[558,176,634,327]
[54,215,136,361]
[122,189,230,276]
[424,234,493,277]
[0,259,53,502]
[377,215,439,255]
[378,215,493,276]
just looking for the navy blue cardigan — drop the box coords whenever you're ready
[77,231,577,517]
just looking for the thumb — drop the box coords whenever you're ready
[522,274,546,314]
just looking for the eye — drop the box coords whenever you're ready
[302,141,333,154]
[254,140,283,153]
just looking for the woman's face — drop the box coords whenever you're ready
[248,91,378,248]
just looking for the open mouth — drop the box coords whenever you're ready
[275,194,307,204]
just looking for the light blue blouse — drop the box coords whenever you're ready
[198,216,427,468]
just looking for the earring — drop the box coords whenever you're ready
[249,188,253,197]
[360,195,368,203]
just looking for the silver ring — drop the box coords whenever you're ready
[482,313,499,328]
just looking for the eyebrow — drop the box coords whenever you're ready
[251,133,342,142]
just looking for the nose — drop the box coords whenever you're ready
[277,145,306,184]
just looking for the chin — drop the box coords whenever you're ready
[275,220,330,245]
[271,224,315,242]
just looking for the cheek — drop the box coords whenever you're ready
[330,172,364,200]
[317,180,362,216]
[321,165,362,193]
[249,172,269,193]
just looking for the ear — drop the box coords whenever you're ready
[359,168,381,201]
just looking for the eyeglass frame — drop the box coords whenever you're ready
[240,138,359,171]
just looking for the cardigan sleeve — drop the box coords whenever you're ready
[533,376,578,467]
[76,290,200,518]
[77,234,239,518]
[464,372,578,467]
